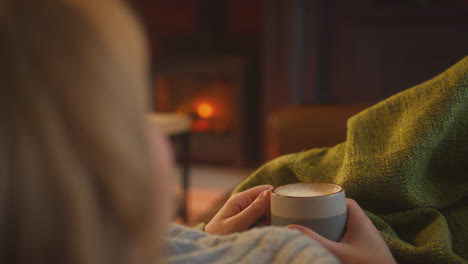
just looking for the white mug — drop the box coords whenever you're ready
[270,182,347,242]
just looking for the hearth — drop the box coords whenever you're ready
[153,56,249,166]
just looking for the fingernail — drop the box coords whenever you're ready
[286,225,302,231]
[259,190,269,198]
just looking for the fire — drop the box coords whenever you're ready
[197,103,214,119]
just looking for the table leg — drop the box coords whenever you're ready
[180,132,190,223]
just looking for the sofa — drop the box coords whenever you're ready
[266,103,371,160]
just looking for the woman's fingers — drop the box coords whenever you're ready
[287,199,396,264]
[227,185,273,213]
[340,199,383,245]
[205,185,273,235]
[229,189,272,231]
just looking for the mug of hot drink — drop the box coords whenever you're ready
[270,182,347,242]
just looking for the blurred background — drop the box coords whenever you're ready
[133,0,468,167]
[132,0,468,223]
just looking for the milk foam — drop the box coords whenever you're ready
[274,183,341,197]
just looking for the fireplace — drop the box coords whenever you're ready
[153,56,250,166]
[134,0,263,166]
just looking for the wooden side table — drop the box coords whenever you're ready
[146,113,191,223]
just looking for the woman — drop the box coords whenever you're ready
[0,0,395,263]
[0,0,162,263]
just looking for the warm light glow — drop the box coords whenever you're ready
[197,103,214,119]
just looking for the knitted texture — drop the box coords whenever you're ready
[234,57,468,264]
[166,224,339,264]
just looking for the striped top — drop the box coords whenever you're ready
[165,224,339,264]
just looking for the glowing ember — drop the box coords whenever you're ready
[197,103,214,119]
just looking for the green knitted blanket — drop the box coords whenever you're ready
[233,57,468,264]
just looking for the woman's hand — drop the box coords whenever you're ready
[205,185,273,235]
[287,199,396,264]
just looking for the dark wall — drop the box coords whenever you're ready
[133,0,263,57]
[327,0,468,102]
[263,0,468,107]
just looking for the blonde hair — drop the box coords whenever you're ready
[0,0,162,263]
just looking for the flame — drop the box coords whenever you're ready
[197,103,214,119]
